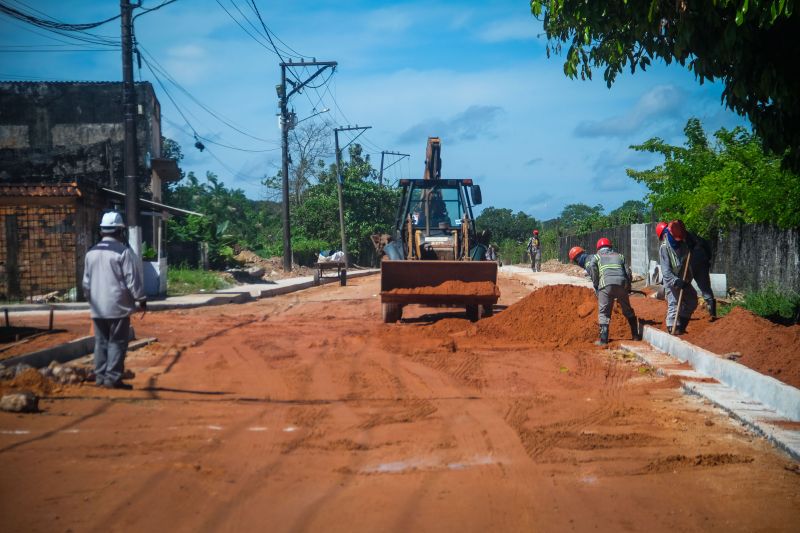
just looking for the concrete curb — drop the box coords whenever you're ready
[2,270,379,314]
[621,342,800,461]
[642,325,800,421]
[0,330,157,369]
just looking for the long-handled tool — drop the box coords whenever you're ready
[671,251,692,335]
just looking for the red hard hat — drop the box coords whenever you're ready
[596,237,611,250]
[668,219,687,241]
[656,222,668,240]
[568,246,584,262]
[533,229,539,235]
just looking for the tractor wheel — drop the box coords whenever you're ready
[382,303,402,323]
[466,304,482,322]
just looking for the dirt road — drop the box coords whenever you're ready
[1,275,798,532]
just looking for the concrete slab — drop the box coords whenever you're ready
[500,265,593,289]
[620,342,800,460]
[642,326,800,421]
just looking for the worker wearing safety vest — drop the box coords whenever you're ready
[527,229,542,272]
[657,220,697,334]
[584,238,641,346]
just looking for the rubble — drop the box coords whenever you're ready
[0,391,38,413]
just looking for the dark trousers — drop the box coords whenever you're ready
[93,317,130,385]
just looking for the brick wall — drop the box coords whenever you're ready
[0,204,77,300]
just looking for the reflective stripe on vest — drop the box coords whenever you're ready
[593,252,626,290]
[662,242,680,274]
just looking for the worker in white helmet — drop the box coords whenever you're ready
[82,212,146,389]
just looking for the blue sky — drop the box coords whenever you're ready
[1,0,748,219]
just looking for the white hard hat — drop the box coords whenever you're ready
[99,212,125,232]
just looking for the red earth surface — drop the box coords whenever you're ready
[0,274,798,532]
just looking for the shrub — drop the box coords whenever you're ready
[167,267,231,296]
[721,285,800,325]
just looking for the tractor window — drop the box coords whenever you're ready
[409,184,464,229]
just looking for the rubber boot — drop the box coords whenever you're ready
[706,298,717,322]
[627,315,642,341]
[674,317,688,336]
[594,324,609,346]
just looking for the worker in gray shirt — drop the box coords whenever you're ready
[82,212,146,389]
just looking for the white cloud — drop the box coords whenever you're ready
[575,85,685,138]
[478,18,538,43]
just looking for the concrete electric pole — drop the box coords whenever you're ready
[120,0,141,257]
[278,59,337,272]
[333,125,371,267]
[378,151,410,186]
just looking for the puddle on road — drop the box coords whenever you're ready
[361,454,500,474]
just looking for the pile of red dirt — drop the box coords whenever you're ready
[683,306,800,388]
[476,284,632,346]
[1,368,56,396]
[386,280,498,297]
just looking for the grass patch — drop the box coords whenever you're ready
[721,285,800,325]
[167,267,232,296]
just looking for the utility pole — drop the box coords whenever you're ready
[120,0,140,257]
[333,125,371,266]
[378,150,410,186]
[277,59,337,272]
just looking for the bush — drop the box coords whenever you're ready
[291,237,331,266]
[167,267,232,296]
[721,285,800,324]
[496,238,527,265]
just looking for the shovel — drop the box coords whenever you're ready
[671,251,692,335]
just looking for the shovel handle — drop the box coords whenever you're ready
[671,251,692,335]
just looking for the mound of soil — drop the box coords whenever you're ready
[386,280,498,297]
[476,285,632,346]
[1,368,56,396]
[683,306,800,388]
[540,259,587,278]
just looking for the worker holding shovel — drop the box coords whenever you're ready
[658,220,697,335]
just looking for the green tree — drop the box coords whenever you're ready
[559,203,605,230]
[608,200,649,225]
[530,0,800,169]
[476,207,540,242]
[627,118,800,235]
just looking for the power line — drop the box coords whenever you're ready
[0,1,120,31]
[133,0,179,21]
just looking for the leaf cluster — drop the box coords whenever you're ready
[627,118,800,235]
[531,0,800,169]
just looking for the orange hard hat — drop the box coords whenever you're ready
[668,220,687,241]
[596,237,611,250]
[533,229,539,235]
[568,246,584,262]
[656,221,668,239]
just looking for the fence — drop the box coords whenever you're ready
[560,223,800,293]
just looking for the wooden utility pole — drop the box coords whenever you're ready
[278,60,336,272]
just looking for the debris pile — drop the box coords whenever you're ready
[476,284,631,346]
[540,259,587,277]
[234,250,313,280]
[684,306,800,388]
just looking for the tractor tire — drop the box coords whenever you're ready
[482,304,494,318]
[382,303,402,323]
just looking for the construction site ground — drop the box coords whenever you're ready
[1,273,799,532]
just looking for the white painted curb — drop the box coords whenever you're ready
[643,325,800,421]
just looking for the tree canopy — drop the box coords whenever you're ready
[627,118,800,235]
[475,207,540,242]
[530,0,800,168]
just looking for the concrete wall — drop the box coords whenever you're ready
[714,224,800,293]
[0,81,161,190]
[559,225,632,265]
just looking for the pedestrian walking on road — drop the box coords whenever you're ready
[82,212,147,390]
[685,230,717,321]
[527,229,542,272]
[584,238,640,346]
[657,220,697,335]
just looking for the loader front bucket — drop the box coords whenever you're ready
[379,260,499,322]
